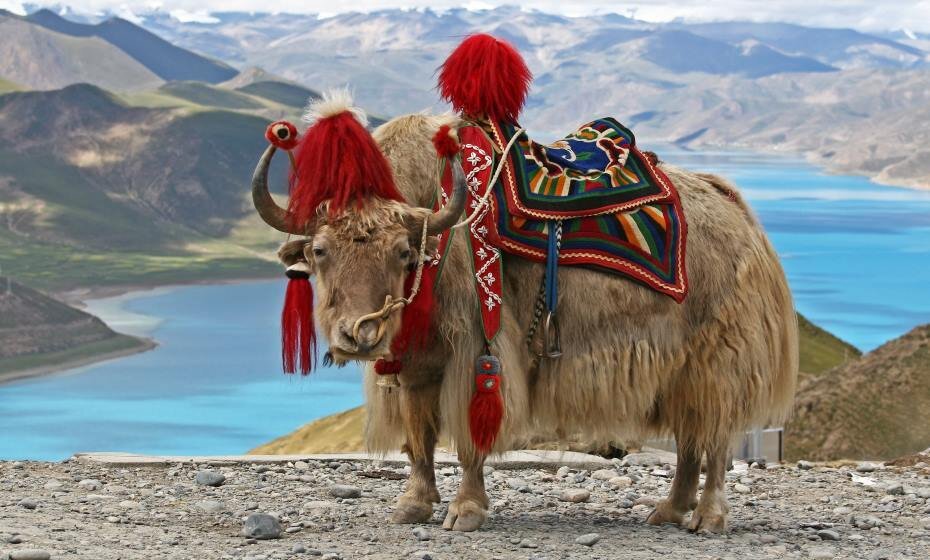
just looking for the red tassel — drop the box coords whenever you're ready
[390,265,436,356]
[468,356,503,453]
[432,124,460,158]
[438,34,532,124]
[281,275,316,375]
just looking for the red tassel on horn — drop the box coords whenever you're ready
[432,124,460,159]
[468,355,503,453]
[281,263,316,375]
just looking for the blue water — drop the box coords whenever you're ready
[2,149,929,460]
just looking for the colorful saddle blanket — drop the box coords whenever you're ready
[439,119,688,340]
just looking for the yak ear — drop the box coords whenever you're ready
[277,239,314,271]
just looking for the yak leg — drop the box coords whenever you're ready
[391,382,441,524]
[688,442,730,533]
[647,441,701,526]
[442,447,488,532]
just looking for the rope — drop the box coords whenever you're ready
[452,127,525,230]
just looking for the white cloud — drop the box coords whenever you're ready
[9,0,930,33]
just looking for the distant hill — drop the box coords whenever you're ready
[236,80,319,109]
[0,276,150,380]
[0,83,286,291]
[25,9,237,84]
[0,14,162,91]
[252,314,857,455]
[786,324,930,461]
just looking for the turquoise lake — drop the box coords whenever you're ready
[2,148,929,460]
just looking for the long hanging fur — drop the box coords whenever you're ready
[281,276,316,374]
[438,34,532,124]
[288,91,404,227]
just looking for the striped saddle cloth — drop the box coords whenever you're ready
[442,118,688,307]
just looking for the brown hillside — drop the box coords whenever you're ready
[0,276,148,378]
[786,324,930,461]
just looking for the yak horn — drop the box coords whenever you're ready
[426,157,467,235]
[251,144,307,235]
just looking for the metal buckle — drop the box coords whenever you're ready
[541,311,562,359]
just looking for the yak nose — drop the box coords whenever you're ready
[339,320,381,352]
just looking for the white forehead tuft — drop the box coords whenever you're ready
[303,88,369,127]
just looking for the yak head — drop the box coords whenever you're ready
[251,145,466,363]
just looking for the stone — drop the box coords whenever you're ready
[817,529,841,541]
[294,461,309,471]
[329,485,361,499]
[194,470,226,487]
[412,527,430,541]
[241,513,282,540]
[734,483,751,494]
[10,551,51,560]
[559,489,590,503]
[292,543,307,554]
[856,462,877,473]
[884,482,904,495]
[506,478,529,492]
[621,451,675,467]
[43,481,63,491]
[797,460,815,470]
[919,517,930,530]
[18,498,38,510]
[808,547,835,560]
[591,469,617,481]
[77,479,103,491]
[575,533,600,546]
[609,476,632,488]
[196,500,226,514]
[852,515,884,530]
[7,535,23,544]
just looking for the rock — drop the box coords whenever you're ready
[10,551,51,560]
[797,460,815,470]
[412,527,430,541]
[919,517,930,530]
[759,534,778,544]
[43,481,63,491]
[241,513,282,540]
[559,489,590,503]
[575,533,600,546]
[734,483,751,494]
[852,515,884,529]
[294,461,309,470]
[77,479,103,491]
[329,484,361,499]
[518,539,538,548]
[621,451,675,467]
[18,498,37,510]
[808,547,835,560]
[194,470,226,487]
[196,499,226,514]
[7,535,23,544]
[856,462,877,473]
[556,466,571,477]
[608,476,632,488]
[817,529,841,541]
[833,506,853,516]
[884,482,904,495]
[292,543,307,554]
[591,469,617,481]
[506,478,529,492]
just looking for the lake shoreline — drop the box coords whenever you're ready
[0,336,158,387]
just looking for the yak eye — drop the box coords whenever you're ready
[399,249,411,260]
[312,247,326,258]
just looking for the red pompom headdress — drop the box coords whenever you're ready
[287,90,404,228]
[438,33,532,124]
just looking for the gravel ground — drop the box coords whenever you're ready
[1,454,928,560]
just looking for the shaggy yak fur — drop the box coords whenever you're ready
[271,113,799,534]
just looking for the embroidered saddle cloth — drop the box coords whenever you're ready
[439,119,689,340]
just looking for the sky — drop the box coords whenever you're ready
[2,0,930,33]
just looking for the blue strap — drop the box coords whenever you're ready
[545,221,559,312]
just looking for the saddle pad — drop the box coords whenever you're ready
[486,118,676,220]
[447,123,689,305]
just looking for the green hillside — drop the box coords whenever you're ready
[159,81,264,110]
[0,77,20,93]
[797,314,861,376]
[236,80,319,108]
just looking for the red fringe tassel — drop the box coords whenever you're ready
[390,266,436,356]
[281,277,316,375]
[468,373,503,453]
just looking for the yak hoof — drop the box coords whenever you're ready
[442,499,487,532]
[687,501,728,534]
[646,500,687,526]
[391,497,434,524]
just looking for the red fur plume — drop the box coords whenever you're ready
[265,121,298,150]
[432,124,460,158]
[288,93,404,227]
[438,33,532,124]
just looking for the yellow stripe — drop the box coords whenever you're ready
[641,205,666,229]
[618,213,649,251]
